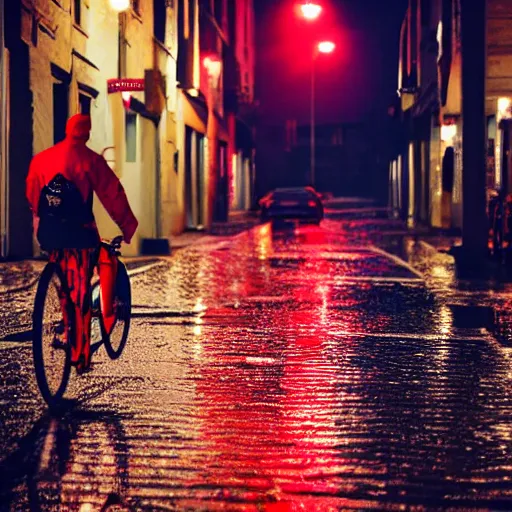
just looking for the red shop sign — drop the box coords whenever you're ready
[107,78,145,94]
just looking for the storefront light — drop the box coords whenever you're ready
[203,56,221,79]
[498,97,512,120]
[109,0,130,11]
[440,124,457,142]
[121,91,132,108]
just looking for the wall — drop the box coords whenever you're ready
[17,0,119,255]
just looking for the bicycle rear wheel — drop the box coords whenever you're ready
[32,263,72,407]
[103,262,131,360]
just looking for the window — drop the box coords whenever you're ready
[79,93,91,115]
[125,113,137,162]
[154,0,166,43]
[74,0,81,25]
[73,0,89,31]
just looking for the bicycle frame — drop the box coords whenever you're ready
[90,236,123,352]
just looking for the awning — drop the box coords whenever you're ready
[182,92,207,134]
[182,92,230,142]
[411,81,439,117]
[215,111,230,143]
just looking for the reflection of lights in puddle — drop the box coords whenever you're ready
[438,305,453,335]
[257,224,271,239]
[245,356,278,365]
[193,298,207,313]
[316,284,329,323]
[432,264,452,280]
[79,505,94,512]
[194,316,203,325]
[193,325,202,336]
[316,285,329,295]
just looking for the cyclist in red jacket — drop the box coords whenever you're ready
[26,114,138,372]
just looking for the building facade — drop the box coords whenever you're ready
[0,0,256,259]
[391,0,512,233]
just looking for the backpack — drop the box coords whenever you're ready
[37,173,99,250]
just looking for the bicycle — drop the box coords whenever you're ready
[32,235,132,408]
[489,191,512,263]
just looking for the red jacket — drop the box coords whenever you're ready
[26,114,138,244]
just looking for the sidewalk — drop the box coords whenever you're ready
[0,257,163,295]
[400,228,512,345]
[0,211,260,294]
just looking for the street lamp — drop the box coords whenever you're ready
[109,0,130,11]
[300,2,322,21]
[310,41,335,187]
[109,0,130,76]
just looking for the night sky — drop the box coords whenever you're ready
[255,0,408,125]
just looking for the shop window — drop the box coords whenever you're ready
[125,113,137,162]
[154,0,166,43]
[79,93,91,115]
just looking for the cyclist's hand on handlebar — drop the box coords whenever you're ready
[112,235,124,248]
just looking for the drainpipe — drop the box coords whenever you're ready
[0,0,7,258]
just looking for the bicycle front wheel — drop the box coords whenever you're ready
[32,263,72,407]
[103,262,131,360]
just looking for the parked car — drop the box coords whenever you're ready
[259,187,324,224]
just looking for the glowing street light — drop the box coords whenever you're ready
[317,41,335,54]
[109,0,130,12]
[310,40,336,187]
[300,2,322,21]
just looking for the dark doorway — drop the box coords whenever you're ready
[197,134,205,227]
[185,126,194,228]
[6,40,33,257]
[79,93,91,115]
[53,81,69,144]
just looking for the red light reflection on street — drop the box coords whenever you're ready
[186,241,388,508]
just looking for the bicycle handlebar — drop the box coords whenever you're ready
[111,235,123,249]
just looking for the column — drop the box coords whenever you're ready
[461,0,487,260]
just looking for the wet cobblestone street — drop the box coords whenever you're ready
[0,208,511,511]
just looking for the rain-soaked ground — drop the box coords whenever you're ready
[0,204,512,511]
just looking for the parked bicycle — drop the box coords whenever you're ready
[32,235,131,408]
[489,190,512,262]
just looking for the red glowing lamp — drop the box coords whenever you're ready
[203,56,222,78]
[300,2,322,20]
[317,41,335,54]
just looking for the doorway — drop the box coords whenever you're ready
[185,126,205,229]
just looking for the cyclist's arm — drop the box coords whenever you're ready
[26,156,42,215]
[89,155,138,243]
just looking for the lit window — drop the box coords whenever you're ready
[125,113,137,162]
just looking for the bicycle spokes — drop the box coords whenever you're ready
[33,265,71,406]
